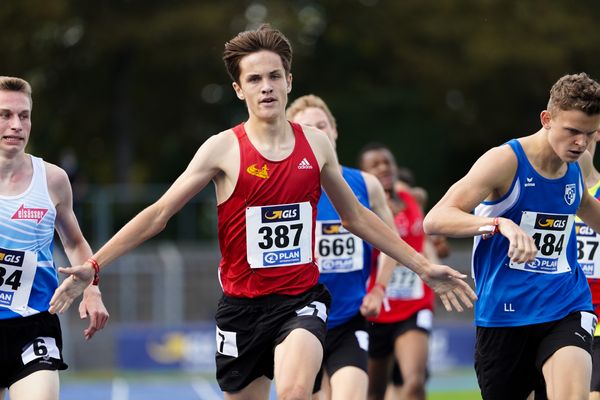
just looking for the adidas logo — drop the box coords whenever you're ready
[298,158,313,169]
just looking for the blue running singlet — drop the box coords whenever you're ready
[316,167,372,328]
[472,139,592,327]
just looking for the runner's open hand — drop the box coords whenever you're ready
[79,285,110,340]
[49,263,95,315]
[421,264,477,312]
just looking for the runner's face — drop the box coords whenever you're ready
[233,50,292,122]
[543,109,600,163]
[0,90,31,154]
[360,149,397,191]
[290,107,338,148]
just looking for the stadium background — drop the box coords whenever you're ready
[2,1,600,398]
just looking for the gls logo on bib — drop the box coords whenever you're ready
[534,214,568,231]
[261,204,300,223]
[0,249,24,267]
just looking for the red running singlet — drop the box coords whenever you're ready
[217,122,321,297]
[368,190,434,323]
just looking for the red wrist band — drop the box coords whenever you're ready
[87,258,100,286]
[481,217,500,240]
[372,282,386,294]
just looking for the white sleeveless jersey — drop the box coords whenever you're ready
[0,156,58,319]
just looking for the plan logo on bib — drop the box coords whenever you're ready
[564,184,576,205]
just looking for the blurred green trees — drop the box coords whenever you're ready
[2,0,600,203]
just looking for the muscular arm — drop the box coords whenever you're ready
[424,144,537,263]
[50,131,236,313]
[47,163,109,339]
[423,145,517,237]
[89,132,234,268]
[49,165,94,266]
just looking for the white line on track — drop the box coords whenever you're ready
[111,377,129,400]
[191,379,222,400]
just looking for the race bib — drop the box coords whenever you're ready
[509,211,573,274]
[0,248,37,312]
[21,336,60,365]
[246,202,313,268]
[386,265,424,300]
[315,220,364,273]
[576,222,600,278]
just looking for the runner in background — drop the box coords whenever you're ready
[576,130,600,400]
[287,94,397,400]
[358,143,433,400]
[387,164,452,399]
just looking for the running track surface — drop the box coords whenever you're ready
[44,369,479,400]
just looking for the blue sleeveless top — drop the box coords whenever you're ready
[472,139,592,327]
[317,167,372,328]
[0,156,58,319]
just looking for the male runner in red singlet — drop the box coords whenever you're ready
[49,24,476,400]
[358,143,433,400]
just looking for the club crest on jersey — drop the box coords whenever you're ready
[0,248,24,267]
[11,204,48,223]
[534,213,568,231]
[246,164,269,179]
[261,204,300,223]
[564,183,576,205]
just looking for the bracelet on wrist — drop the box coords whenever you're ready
[480,217,500,240]
[372,282,386,294]
[87,257,100,286]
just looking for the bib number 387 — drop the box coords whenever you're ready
[576,221,600,278]
[246,202,313,268]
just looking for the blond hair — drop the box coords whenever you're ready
[0,76,33,107]
[286,94,337,130]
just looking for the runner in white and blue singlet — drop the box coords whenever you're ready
[0,76,108,400]
[1,156,59,319]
